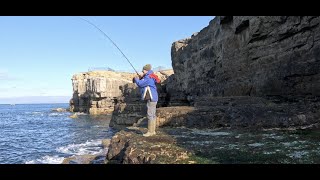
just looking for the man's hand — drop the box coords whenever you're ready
[132,76,137,83]
[132,74,141,83]
[136,74,143,79]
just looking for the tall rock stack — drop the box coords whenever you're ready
[69,71,133,115]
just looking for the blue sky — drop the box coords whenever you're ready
[0,16,214,103]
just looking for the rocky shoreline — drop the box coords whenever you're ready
[65,16,320,164]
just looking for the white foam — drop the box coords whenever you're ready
[32,112,42,114]
[228,144,239,149]
[235,135,241,138]
[282,141,299,147]
[56,139,104,156]
[263,151,276,155]
[262,133,284,140]
[25,111,44,116]
[25,139,109,164]
[25,155,65,164]
[288,151,309,159]
[192,131,230,136]
[248,143,264,147]
[74,112,87,116]
[49,113,64,116]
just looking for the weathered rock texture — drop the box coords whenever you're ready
[169,16,320,100]
[156,96,320,129]
[70,70,173,116]
[62,154,106,164]
[71,16,320,130]
[106,129,191,164]
[70,71,133,114]
[161,16,320,129]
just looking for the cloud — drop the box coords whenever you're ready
[0,72,21,81]
[0,72,9,80]
[0,87,20,93]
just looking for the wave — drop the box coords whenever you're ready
[74,112,87,116]
[25,139,109,164]
[56,139,105,156]
[25,111,42,114]
[25,155,65,164]
[24,111,45,117]
[49,112,65,116]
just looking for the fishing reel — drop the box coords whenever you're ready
[132,74,143,83]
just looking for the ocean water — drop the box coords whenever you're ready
[0,104,113,164]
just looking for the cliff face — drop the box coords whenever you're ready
[70,70,173,116]
[70,71,133,114]
[158,16,320,129]
[169,16,320,101]
[70,16,320,129]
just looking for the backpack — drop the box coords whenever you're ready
[149,73,161,84]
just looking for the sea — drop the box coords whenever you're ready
[0,103,113,164]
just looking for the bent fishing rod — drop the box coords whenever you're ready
[79,17,140,76]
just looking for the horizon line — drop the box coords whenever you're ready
[0,95,71,98]
[0,102,70,105]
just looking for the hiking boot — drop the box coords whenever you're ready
[143,120,156,137]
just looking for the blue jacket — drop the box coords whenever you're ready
[134,70,159,102]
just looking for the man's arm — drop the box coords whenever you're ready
[134,77,150,88]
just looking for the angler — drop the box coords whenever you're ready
[80,18,160,137]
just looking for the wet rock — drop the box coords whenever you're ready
[102,139,111,149]
[156,96,320,129]
[69,114,78,119]
[106,130,191,164]
[62,155,99,164]
[156,106,195,127]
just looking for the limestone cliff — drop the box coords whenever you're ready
[70,71,133,114]
[70,70,173,115]
[169,16,320,100]
[161,16,320,129]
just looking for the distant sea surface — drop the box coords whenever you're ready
[0,104,113,164]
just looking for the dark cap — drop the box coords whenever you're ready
[142,64,152,71]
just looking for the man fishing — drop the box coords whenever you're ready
[133,64,160,137]
[80,18,160,136]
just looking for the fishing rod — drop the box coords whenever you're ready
[79,17,140,76]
